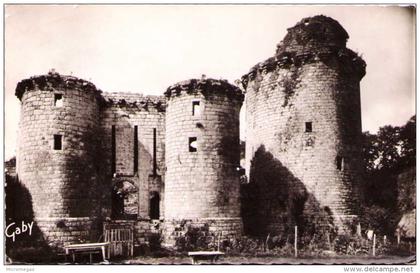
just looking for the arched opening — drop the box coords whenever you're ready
[112,180,138,220]
[149,192,160,220]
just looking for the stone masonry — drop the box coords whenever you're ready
[242,15,365,234]
[15,73,104,249]
[11,15,365,252]
[163,78,244,246]
[100,92,166,220]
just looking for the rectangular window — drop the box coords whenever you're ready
[305,122,312,132]
[192,101,200,116]
[134,126,138,173]
[53,135,62,150]
[189,137,197,152]
[54,94,63,107]
[336,156,343,171]
[111,125,116,175]
[153,128,157,176]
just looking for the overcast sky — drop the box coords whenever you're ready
[4,5,415,160]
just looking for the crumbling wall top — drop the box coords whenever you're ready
[276,15,349,54]
[15,71,101,101]
[241,15,366,88]
[165,78,244,101]
[102,92,166,112]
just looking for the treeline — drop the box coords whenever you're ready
[360,115,416,235]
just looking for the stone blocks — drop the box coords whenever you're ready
[163,79,244,246]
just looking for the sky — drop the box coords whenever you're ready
[4,4,416,160]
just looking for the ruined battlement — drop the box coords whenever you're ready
[15,71,102,101]
[242,15,366,88]
[12,15,365,250]
[163,76,244,245]
[102,92,166,112]
[278,15,349,52]
[241,15,365,235]
[165,78,243,101]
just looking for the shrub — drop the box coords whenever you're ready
[359,205,399,235]
[147,233,163,252]
[228,236,264,255]
[174,224,217,252]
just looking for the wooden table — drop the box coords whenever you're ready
[187,251,225,264]
[64,242,109,263]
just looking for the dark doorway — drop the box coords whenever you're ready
[111,185,124,219]
[112,181,138,220]
[150,192,160,220]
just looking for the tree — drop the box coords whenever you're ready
[362,115,416,173]
[362,132,380,173]
[360,115,415,235]
[399,115,416,168]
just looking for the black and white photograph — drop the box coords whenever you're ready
[2,3,417,271]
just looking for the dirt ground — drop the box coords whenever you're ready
[114,255,416,265]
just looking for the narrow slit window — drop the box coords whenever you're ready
[53,135,62,150]
[153,128,157,176]
[189,137,197,152]
[336,156,344,171]
[111,125,116,175]
[54,94,63,107]
[305,122,312,132]
[192,101,200,116]
[134,126,138,173]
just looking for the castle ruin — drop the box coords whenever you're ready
[10,15,366,253]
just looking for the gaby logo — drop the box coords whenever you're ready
[5,221,34,242]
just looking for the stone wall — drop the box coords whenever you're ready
[395,167,416,239]
[241,15,366,235]
[15,72,104,248]
[100,92,166,220]
[163,217,243,247]
[11,15,368,255]
[163,78,244,246]
[13,73,167,251]
[36,217,95,249]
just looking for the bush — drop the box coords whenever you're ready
[228,236,264,255]
[174,224,217,252]
[332,233,396,256]
[298,201,339,252]
[223,235,296,257]
[148,233,163,252]
[386,241,416,256]
[360,205,399,235]
[333,234,369,255]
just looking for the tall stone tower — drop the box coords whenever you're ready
[15,71,103,248]
[163,78,244,246]
[242,16,366,234]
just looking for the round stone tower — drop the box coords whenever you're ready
[241,15,366,234]
[163,78,244,247]
[15,71,104,249]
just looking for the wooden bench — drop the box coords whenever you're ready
[187,251,225,264]
[64,242,109,263]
